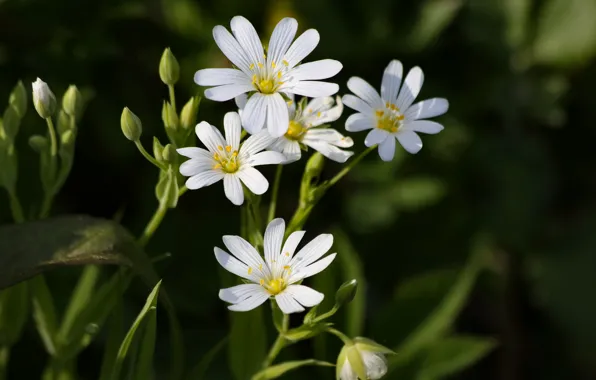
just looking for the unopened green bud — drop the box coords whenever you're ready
[335,279,358,307]
[159,48,180,85]
[61,129,75,147]
[57,110,72,136]
[162,101,179,131]
[153,137,164,162]
[29,135,49,153]
[32,78,56,118]
[120,107,142,141]
[9,81,27,118]
[2,106,20,140]
[180,96,200,130]
[336,338,394,380]
[162,144,175,164]
[62,85,83,118]
[300,152,325,201]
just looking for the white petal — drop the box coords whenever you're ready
[304,128,353,148]
[396,130,422,154]
[270,138,301,161]
[396,66,424,111]
[176,147,212,160]
[248,151,287,166]
[263,218,285,267]
[237,167,268,195]
[340,360,358,380]
[304,97,334,115]
[381,60,403,104]
[230,16,264,65]
[403,120,444,135]
[345,113,375,132]
[290,253,336,282]
[240,129,275,157]
[194,68,250,86]
[224,112,242,150]
[214,247,255,282]
[228,288,270,312]
[347,77,383,109]
[365,128,390,147]
[241,93,267,134]
[179,157,213,176]
[404,98,449,120]
[290,81,339,98]
[266,93,290,137]
[284,29,319,68]
[281,231,305,261]
[185,170,224,189]
[361,351,388,380]
[213,25,252,73]
[378,135,396,161]
[284,285,324,307]
[205,84,254,102]
[224,174,244,205]
[305,141,354,163]
[267,17,298,67]
[219,283,264,303]
[222,235,268,275]
[275,292,305,314]
[196,121,226,153]
[235,93,248,110]
[290,234,333,270]
[304,97,343,127]
[342,95,374,116]
[291,60,342,81]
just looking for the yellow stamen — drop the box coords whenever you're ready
[217,145,223,151]
[258,264,263,270]
[260,279,265,285]
[283,265,291,270]
[257,62,263,69]
[376,110,384,117]
[277,71,282,79]
[252,74,257,84]
[271,61,276,68]
[285,252,290,257]
[213,163,222,170]
[248,267,253,274]
[317,111,322,117]
[257,79,275,94]
[282,60,289,66]
[249,63,255,70]
[225,145,232,152]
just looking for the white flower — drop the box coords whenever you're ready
[31,78,56,118]
[194,16,342,138]
[216,218,336,314]
[342,60,449,161]
[177,112,286,206]
[237,94,354,163]
[337,338,394,380]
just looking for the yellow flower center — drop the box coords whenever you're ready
[250,58,286,94]
[212,145,240,173]
[265,278,286,295]
[285,120,306,141]
[257,79,275,94]
[375,103,404,133]
[255,263,293,295]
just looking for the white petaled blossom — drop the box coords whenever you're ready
[337,338,394,380]
[31,78,56,118]
[342,60,449,161]
[216,218,337,314]
[237,94,354,163]
[194,16,342,138]
[177,112,286,206]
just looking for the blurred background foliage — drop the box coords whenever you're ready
[1,0,596,378]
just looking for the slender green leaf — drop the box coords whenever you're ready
[134,306,157,380]
[229,308,266,380]
[30,275,58,356]
[0,282,29,345]
[417,335,497,378]
[251,359,334,380]
[186,336,228,380]
[111,281,161,379]
[99,296,125,380]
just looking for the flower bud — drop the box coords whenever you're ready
[2,106,20,140]
[336,338,394,380]
[153,137,164,162]
[161,144,175,164]
[62,85,83,118]
[32,78,56,118]
[57,110,72,136]
[300,152,325,202]
[29,135,49,153]
[159,48,180,86]
[180,96,200,130]
[162,101,179,131]
[61,129,75,147]
[9,81,27,118]
[120,107,142,141]
[335,279,358,308]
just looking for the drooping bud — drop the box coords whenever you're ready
[2,106,21,140]
[120,107,143,141]
[9,81,27,118]
[159,48,180,86]
[336,338,394,380]
[335,279,358,308]
[62,85,83,119]
[29,135,49,153]
[32,78,56,118]
[180,96,200,130]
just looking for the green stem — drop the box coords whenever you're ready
[135,141,165,170]
[39,117,59,218]
[326,146,375,187]
[267,165,283,223]
[326,327,352,345]
[168,85,177,111]
[7,191,25,223]
[262,314,289,369]
[240,129,248,140]
[46,117,58,159]
[137,185,187,247]
[0,346,8,380]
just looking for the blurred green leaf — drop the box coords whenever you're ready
[392,177,446,211]
[30,275,59,356]
[134,300,157,380]
[251,359,334,380]
[408,0,463,51]
[229,308,267,380]
[503,0,532,49]
[98,296,124,380]
[0,282,29,346]
[533,0,596,66]
[111,280,161,380]
[0,215,141,289]
[417,335,497,379]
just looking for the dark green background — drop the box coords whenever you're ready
[2,0,596,378]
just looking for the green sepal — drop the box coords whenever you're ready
[354,337,396,355]
[155,167,179,208]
